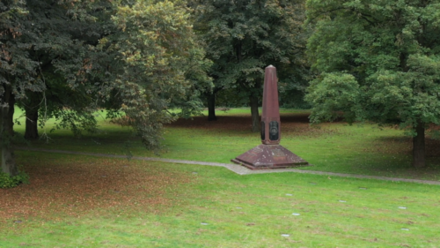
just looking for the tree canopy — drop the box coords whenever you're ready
[305,0,440,168]
[96,0,211,149]
[193,0,308,129]
[0,0,210,182]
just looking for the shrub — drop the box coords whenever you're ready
[0,168,29,188]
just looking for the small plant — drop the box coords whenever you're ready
[0,167,29,188]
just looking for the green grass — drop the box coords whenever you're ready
[1,154,440,247]
[13,107,440,180]
[2,108,440,247]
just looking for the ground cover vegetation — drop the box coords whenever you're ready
[306,0,440,169]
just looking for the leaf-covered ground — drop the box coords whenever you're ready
[0,154,192,221]
[169,113,342,137]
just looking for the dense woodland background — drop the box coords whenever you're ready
[2,0,440,184]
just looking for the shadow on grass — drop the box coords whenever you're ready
[373,136,440,157]
[354,135,440,179]
[167,114,343,138]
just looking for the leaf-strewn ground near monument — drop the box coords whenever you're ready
[0,154,191,220]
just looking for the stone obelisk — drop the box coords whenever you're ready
[231,65,309,169]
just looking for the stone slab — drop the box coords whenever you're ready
[231,144,309,170]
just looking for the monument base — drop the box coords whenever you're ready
[231,144,310,170]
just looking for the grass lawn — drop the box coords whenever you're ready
[1,107,439,247]
[13,107,440,180]
[1,152,440,247]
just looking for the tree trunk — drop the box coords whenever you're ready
[250,93,260,132]
[24,105,39,140]
[7,89,14,137]
[412,122,425,168]
[207,92,217,121]
[1,84,17,177]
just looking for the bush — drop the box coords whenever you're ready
[0,168,29,188]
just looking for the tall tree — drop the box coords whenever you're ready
[17,0,103,140]
[306,0,440,168]
[194,0,308,131]
[0,0,210,184]
[96,0,211,149]
[1,0,44,177]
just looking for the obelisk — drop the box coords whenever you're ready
[231,65,309,169]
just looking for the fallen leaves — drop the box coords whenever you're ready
[165,114,341,138]
[0,156,193,221]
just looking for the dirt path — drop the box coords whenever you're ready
[17,147,440,185]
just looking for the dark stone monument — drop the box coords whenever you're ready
[231,65,309,169]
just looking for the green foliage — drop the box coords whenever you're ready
[306,0,440,128]
[193,0,309,108]
[1,0,211,180]
[306,0,440,167]
[95,0,211,150]
[306,72,361,123]
[51,111,98,138]
[0,167,29,188]
[0,1,43,97]
[0,0,109,178]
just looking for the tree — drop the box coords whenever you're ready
[0,0,210,184]
[193,0,308,131]
[16,0,104,140]
[1,0,45,177]
[96,0,211,149]
[305,0,440,168]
